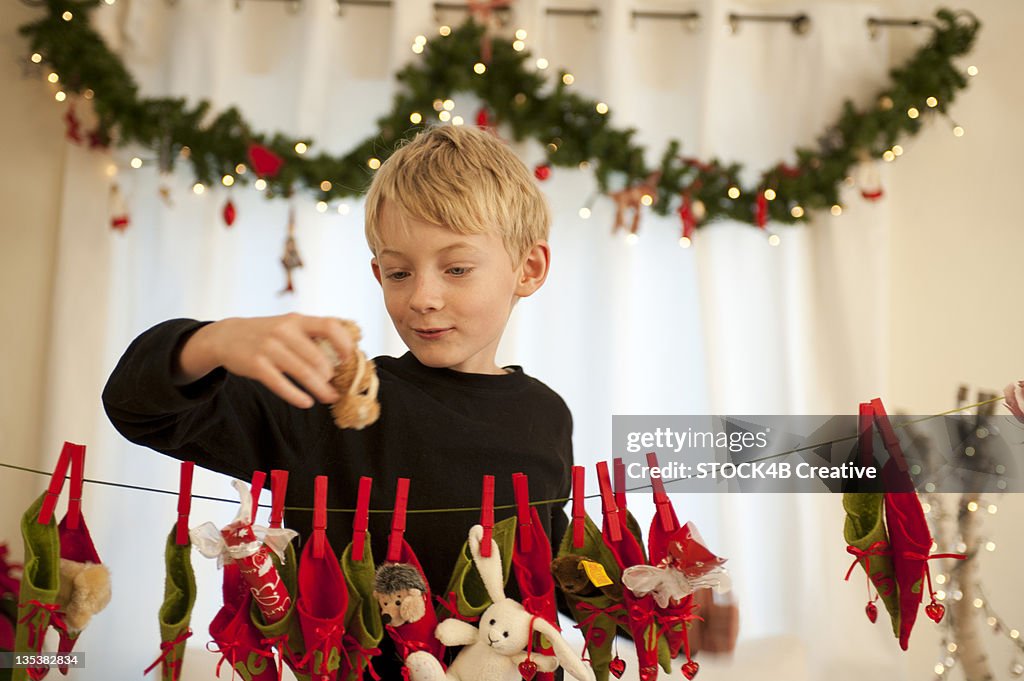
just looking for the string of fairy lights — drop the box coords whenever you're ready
[23,1,980,252]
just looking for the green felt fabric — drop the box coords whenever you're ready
[843,492,900,638]
[339,535,383,681]
[438,516,516,620]
[158,525,196,681]
[249,541,309,681]
[12,493,60,681]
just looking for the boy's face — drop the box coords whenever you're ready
[371,207,547,374]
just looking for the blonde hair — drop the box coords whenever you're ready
[364,125,550,264]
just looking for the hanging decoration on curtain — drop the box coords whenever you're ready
[279,208,303,295]
[19,3,980,240]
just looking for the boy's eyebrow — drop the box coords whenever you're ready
[378,242,479,258]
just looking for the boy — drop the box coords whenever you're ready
[102,125,573,678]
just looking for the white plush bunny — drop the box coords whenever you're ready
[405,524,596,681]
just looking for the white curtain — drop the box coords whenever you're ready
[37,0,915,678]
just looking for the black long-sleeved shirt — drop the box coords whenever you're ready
[102,319,573,677]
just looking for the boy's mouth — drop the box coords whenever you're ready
[412,327,453,340]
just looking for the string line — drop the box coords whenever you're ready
[0,396,1004,514]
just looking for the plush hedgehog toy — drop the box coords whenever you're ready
[373,563,428,627]
[318,320,381,430]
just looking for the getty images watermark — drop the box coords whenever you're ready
[612,415,1023,493]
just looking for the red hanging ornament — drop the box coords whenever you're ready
[476,107,491,129]
[87,127,110,150]
[279,208,303,294]
[533,164,551,181]
[755,193,768,228]
[779,163,802,179]
[925,600,945,623]
[518,659,538,680]
[865,601,878,623]
[247,144,284,178]
[608,656,626,678]
[467,0,512,63]
[681,659,700,680]
[110,183,130,232]
[64,104,82,144]
[222,199,237,227]
[678,194,697,242]
[856,156,885,201]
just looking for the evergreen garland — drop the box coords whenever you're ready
[19,1,980,232]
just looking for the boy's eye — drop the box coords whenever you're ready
[447,266,471,276]
[386,271,409,281]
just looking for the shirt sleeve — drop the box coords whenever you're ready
[101,318,328,481]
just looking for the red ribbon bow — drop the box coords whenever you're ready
[435,591,480,623]
[206,638,243,678]
[17,600,66,650]
[573,602,625,657]
[844,541,891,581]
[257,634,297,679]
[340,632,382,681]
[144,629,193,677]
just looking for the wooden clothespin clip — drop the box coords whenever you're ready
[480,475,495,558]
[647,452,675,532]
[571,466,586,549]
[66,444,87,530]
[858,402,874,469]
[513,473,533,553]
[269,470,289,529]
[176,461,195,546]
[596,461,622,542]
[313,476,328,559]
[353,477,372,562]
[249,471,267,525]
[387,478,410,562]
[870,398,908,472]
[38,442,79,525]
[613,457,628,511]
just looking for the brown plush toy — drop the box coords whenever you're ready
[373,563,427,627]
[55,558,112,632]
[550,555,622,601]
[319,320,381,430]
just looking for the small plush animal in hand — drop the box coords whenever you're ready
[404,525,596,681]
[318,319,380,429]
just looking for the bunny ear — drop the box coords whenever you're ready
[468,524,506,604]
[533,617,597,681]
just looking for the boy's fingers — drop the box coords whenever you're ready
[304,316,356,363]
[266,342,341,404]
[279,324,335,379]
[254,360,316,409]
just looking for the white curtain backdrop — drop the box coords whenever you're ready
[36,0,916,678]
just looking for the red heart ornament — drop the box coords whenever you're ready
[518,659,538,680]
[534,164,551,181]
[865,601,878,623]
[608,656,626,678]
[639,664,659,681]
[223,200,236,227]
[682,660,700,679]
[925,601,945,623]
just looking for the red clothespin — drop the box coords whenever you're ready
[249,471,267,525]
[596,461,622,542]
[513,473,533,553]
[870,398,908,472]
[387,478,410,562]
[858,402,874,469]
[38,442,78,525]
[66,444,87,530]
[647,452,674,532]
[269,470,289,529]
[313,476,328,559]
[613,457,627,511]
[480,475,494,558]
[176,461,195,546]
[571,466,586,549]
[353,477,372,562]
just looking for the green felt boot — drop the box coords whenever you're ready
[149,525,197,681]
[249,541,308,681]
[843,492,900,638]
[438,517,516,620]
[339,535,383,681]
[12,493,60,681]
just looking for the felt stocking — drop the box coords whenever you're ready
[12,493,61,681]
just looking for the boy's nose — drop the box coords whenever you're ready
[409,275,444,313]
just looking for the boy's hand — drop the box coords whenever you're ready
[176,314,356,409]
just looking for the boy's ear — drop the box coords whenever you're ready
[514,241,550,299]
[371,257,383,286]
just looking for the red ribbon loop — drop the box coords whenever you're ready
[144,629,193,676]
[17,600,65,650]
[844,541,891,581]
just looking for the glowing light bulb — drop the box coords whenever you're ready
[935,574,946,584]
[452,115,464,126]
[678,237,691,248]
[625,233,639,245]
[473,63,486,74]
[443,99,455,111]
[320,180,332,192]
[222,175,234,186]
[411,43,424,54]
[368,157,381,170]
[578,207,591,219]
[907,107,920,119]
[953,126,964,137]
[985,541,995,552]
[764,189,776,201]
[515,29,527,40]
[791,205,804,218]
[883,150,896,162]
[47,72,59,83]
[414,35,426,45]
[987,504,997,514]
[192,183,205,195]
[316,201,328,213]
[578,161,590,170]
[83,89,94,100]
[254,178,267,191]
[973,598,984,609]
[768,234,781,246]
[1011,629,1020,639]
[432,99,444,111]
[62,11,73,21]
[536,58,549,70]
[596,102,609,114]
[439,25,451,36]
[562,73,575,85]
[967,501,978,512]
[410,112,422,124]
[30,53,42,63]
[513,40,525,51]
[294,142,308,154]
[936,590,946,601]
[640,194,653,206]
[130,157,143,169]
[54,91,66,102]
[831,205,842,216]
[926,96,938,108]
[967,65,978,76]
[935,664,945,675]
[439,111,451,122]
[947,643,957,653]
[727,186,740,199]
[337,203,350,215]
[235,163,247,174]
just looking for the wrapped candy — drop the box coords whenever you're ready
[623,522,731,609]
[191,481,298,625]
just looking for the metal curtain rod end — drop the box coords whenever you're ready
[727,11,811,36]
[630,10,700,32]
[866,16,939,40]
